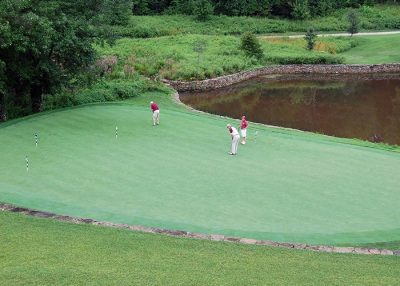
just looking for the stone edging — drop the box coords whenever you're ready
[163,64,400,92]
[2,203,399,256]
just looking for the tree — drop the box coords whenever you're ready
[291,0,310,20]
[347,9,360,36]
[194,0,214,21]
[167,0,196,15]
[0,59,6,120]
[240,32,264,60]
[304,27,317,50]
[309,0,333,17]
[193,40,208,66]
[132,0,150,15]
[0,0,96,119]
[101,0,132,26]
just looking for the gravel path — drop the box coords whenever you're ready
[261,30,400,38]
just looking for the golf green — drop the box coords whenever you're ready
[1,103,400,245]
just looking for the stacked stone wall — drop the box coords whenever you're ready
[164,64,400,91]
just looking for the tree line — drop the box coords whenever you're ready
[0,0,132,120]
[132,0,397,18]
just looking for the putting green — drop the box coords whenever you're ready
[1,102,400,245]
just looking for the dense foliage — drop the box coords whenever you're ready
[42,77,164,110]
[115,5,400,39]
[132,0,398,18]
[0,0,134,120]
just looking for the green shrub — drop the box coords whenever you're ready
[304,27,317,50]
[347,9,360,35]
[42,78,162,110]
[194,0,214,21]
[265,54,344,65]
[240,32,264,60]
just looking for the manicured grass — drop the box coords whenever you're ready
[340,34,400,64]
[351,241,400,251]
[1,211,400,285]
[1,90,400,246]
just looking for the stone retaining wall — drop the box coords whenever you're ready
[2,203,399,256]
[163,64,400,92]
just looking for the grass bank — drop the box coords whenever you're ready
[97,34,399,81]
[340,34,400,64]
[97,34,345,80]
[112,5,400,38]
[1,211,400,285]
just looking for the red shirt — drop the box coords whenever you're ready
[151,103,159,112]
[241,119,248,129]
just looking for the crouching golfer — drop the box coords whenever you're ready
[150,101,160,126]
[227,124,240,155]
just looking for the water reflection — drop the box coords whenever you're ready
[180,74,400,145]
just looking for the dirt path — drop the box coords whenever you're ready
[261,30,400,39]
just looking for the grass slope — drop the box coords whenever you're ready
[113,5,400,38]
[1,91,400,245]
[97,34,343,81]
[1,211,400,285]
[97,34,399,81]
[341,34,400,64]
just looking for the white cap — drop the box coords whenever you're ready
[226,124,231,128]
[150,101,153,104]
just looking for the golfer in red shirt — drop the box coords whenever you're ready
[240,115,248,144]
[150,101,160,126]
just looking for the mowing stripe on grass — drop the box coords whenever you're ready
[1,103,400,245]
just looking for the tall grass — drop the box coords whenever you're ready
[97,34,345,80]
[110,5,400,38]
[265,37,359,54]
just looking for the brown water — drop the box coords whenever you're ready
[180,74,400,145]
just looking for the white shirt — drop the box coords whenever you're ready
[230,126,239,136]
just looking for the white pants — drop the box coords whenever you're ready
[152,110,160,125]
[232,135,240,154]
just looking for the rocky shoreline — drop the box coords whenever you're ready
[163,64,400,92]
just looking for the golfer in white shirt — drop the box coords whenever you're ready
[227,124,240,155]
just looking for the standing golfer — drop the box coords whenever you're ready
[227,124,240,155]
[150,101,160,126]
[240,115,248,145]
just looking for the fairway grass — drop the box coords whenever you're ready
[1,91,400,246]
[341,34,400,64]
[1,211,400,285]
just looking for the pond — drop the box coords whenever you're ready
[180,74,400,145]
